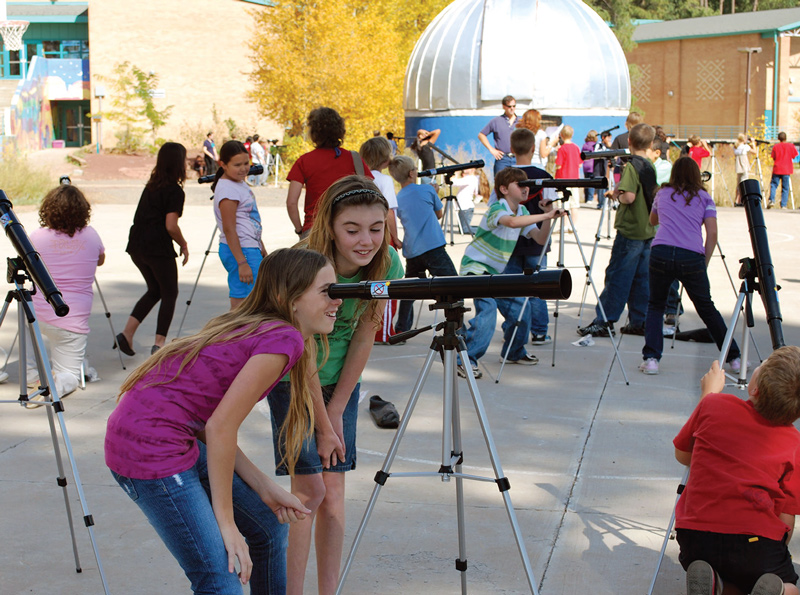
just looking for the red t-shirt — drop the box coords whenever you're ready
[771,142,798,176]
[688,146,710,170]
[287,147,373,231]
[674,393,800,540]
[555,143,582,179]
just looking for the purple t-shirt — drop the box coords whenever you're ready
[105,323,303,479]
[652,187,716,255]
[480,114,516,154]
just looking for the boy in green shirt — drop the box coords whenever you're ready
[578,123,657,338]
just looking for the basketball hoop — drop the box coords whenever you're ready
[0,20,29,52]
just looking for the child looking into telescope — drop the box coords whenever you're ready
[674,346,800,595]
[458,167,562,379]
[267,175,403,594]
[389,155,457,334]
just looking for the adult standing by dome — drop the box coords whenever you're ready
[286,107,373,239]
[477,95,518,175]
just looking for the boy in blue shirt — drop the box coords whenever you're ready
[458,167,562,379]
[389,155,458,333]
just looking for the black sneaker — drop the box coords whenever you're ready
[577,321,614,337]
[457,362,483,379]
[531,334,552,345]
[619,323,645,336]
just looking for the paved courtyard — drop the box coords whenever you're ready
[0,171,798,594]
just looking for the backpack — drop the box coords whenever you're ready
[630,155,657,212]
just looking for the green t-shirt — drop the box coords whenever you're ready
[614,161,656,241]
[316,247,404,386]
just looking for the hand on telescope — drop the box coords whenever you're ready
[700,360,725,399]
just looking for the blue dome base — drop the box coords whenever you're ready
[404,115,628,172]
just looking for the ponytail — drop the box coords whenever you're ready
[210,166,225,191]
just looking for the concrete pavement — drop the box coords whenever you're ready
[0,182,798,594]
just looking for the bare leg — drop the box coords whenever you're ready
[286,474,326,595]
[316,472,346,595]
[229,297,245,310]
[154,333,167,348]
[121,316,140,344]
[785,583,799,595]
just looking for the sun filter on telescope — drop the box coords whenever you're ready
[328,269,571,301]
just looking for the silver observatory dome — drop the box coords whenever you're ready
[404,0,631,116]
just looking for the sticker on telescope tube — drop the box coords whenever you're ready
[370,282,388,297]
[0,213,10,228]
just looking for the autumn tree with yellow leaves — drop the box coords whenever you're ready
[248,0,450,149]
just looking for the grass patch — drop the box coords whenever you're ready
[0,154,52,205]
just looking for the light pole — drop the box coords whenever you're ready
[738,47,762,135]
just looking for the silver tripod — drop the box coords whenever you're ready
[176,225,218,337]
[0,260,110,594]
[497,191,629,385]
[336,299,538,594]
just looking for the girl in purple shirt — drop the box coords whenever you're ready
[105,249,342,594]
[640,157,740,375]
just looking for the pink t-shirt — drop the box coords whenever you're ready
[105,323,304,479]
[555,143,582,179]
[30,226,104,334]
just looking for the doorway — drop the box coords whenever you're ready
[52,100,91,147]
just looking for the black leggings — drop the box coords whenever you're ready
[129,253,179,337]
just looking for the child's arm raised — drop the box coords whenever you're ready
[497,209,562,229]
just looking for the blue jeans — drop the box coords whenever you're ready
[458,207,474,235]
[493,154,516,175]
[643,244,740,363]
[769,174,791,207]
[593,233,651,327]
[502,253,549,335]
[460,293,530,365]
[111,442,287,594]
[396,246,458,333]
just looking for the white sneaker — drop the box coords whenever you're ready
[639,358,659,375]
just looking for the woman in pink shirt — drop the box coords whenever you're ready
[27,184,104,405]
[105,248,342,593]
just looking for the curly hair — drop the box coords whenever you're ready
[38,185,91,237]
[308,107,345,149]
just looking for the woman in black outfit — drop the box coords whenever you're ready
[116,142,189,357]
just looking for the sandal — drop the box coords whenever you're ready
[369,395,400,429]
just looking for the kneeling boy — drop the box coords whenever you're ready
[675,346,800,595]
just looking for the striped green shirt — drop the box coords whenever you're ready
[460,199,537,275]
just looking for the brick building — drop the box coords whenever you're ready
[629,7,800,139]
[1,0,281,152]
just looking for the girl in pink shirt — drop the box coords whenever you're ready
[105,249,342,593]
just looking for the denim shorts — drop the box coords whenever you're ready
[677,528,798,593]
[218,243,263,299]
[267,381,359,476]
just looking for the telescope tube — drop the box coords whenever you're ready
[328,270,571,301]
[0,191,69,316]
[740,179,784,349]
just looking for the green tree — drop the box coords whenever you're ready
[248,0,449,148]
[96,61,173,152]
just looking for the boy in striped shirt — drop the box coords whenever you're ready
[458,167,562,379]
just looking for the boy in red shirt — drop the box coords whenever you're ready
[768,132,798,209]
[674,346,800,595]
[555,125,582,224]
[687,135,711,171]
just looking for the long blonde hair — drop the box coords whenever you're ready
[118,248,332,474]
[304,175,391,324]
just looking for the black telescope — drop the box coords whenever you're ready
[519,177,608,190]
[328,269,571,301]
[740,179,784,349]
[198,164,264,184]
[418,160,485,178]
[0,191,68,317]
[599,125,620,137]
[580,149,630,160]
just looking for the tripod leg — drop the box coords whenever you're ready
[177,226,218,337]
[578,198,608,321]
[456,342,539,594]
[496,297,529,384]
[94,276,126,371]
[336,347,440,595]
[647,467,689,595]
[449,363,469,594]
